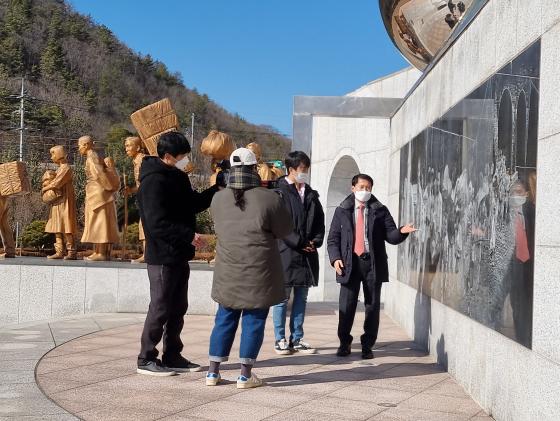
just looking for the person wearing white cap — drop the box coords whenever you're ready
[206,148,293,389]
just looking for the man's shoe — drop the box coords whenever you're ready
[137,359,177,376]
[361,348,374,359]
[336,344,351,357]
[237,374,264,389]
[206,372,221,386]
[274,338,291,355]
[291,339,316,354]
[162,355,202,373]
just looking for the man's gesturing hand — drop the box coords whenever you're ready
[400,224,417,234]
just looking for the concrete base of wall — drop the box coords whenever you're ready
[383,278,560,421]
[0,258,217,326]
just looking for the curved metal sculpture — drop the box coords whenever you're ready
[380,0,484,70]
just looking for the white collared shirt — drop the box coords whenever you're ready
[286,177,305,203]
[354,199,369,250]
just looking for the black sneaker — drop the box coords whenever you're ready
[291,339,316,354]
[137,359,177,376]
[162,355,202,373]
[336,344,351,357]
[361,348,374,359]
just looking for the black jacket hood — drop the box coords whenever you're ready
[139,156,180,182]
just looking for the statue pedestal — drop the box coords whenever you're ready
[0,258,216,327]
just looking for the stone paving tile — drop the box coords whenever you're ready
[186,400,284,421]
[0,415,78,421]
[470,414,495,421]
[159,415,221,421]
[77,406,178,421]
[82,343,142,359]
[0,342,55,361]
[0,384,67,417]
[0,332,54,343]
[295,395,387,419]
[398,392,483,416]
[38,352,111,373]
[328,384,415,405]
[37,357,137,385]
[359,364,450,392]
[0,359,37,371]
[39,379,90,395]
[265,408,358,421]
[370,407,471,420]
[223,386,315,407]
[0,370,36,385]
[424,377,472,398]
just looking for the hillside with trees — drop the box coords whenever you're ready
[0,0,291,250]
[0,0,291,160]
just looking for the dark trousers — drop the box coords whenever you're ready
[338,253,382,350]
[138,263,190,363]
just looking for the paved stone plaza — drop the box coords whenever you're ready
[0,303,493,420]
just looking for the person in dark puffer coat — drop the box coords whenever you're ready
[272,151,325,355]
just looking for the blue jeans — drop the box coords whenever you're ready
[272,286,309,342]
[209,305,269,365]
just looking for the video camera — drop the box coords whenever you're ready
[261,180,279,190]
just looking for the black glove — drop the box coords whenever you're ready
[215,171,227,188]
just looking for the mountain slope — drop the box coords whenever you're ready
[0,0,290,161]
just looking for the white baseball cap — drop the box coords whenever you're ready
[230,148,258,167]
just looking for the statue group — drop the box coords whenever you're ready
[0,126,282,262]
[0,135,144,262]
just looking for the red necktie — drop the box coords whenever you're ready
[354,204,365,256]
[515,213,530,263]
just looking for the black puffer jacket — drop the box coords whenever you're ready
[137,156,219,265]
[327,194,408,285]
[276,178,325,287]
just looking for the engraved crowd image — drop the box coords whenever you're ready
[398,40,540,349]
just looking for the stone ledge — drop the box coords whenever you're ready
[0,259,216,327]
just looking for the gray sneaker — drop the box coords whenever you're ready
[137,360,177,376]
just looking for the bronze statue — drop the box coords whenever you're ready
[78,135,120,261]
[246,142,275,181]
[0,196,15,259]
[42,146,79,260]
[124,136,146,263]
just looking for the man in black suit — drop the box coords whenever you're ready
[327,174,416,359]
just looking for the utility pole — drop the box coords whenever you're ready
[191,113,195,144]
[17,77,25,162]
[14,77,25,255]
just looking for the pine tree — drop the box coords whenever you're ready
[0,0,31,75]
[40,10,66,78]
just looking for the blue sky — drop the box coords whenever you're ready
[69,0,408,137]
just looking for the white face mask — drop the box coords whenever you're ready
[509,195,527,208]
[355,190,372,203]
[174,156,190,171]
[295,171,309,184]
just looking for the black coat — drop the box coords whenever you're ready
[277,178,325,287]
[327,194,408,285]
[137,156,218,265]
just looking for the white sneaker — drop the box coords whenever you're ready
[237,374,264,389]
[291,339,316,354]
[274,338,291,355]
[206,372,221,386]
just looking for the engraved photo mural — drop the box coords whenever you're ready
[398,40,540,348]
